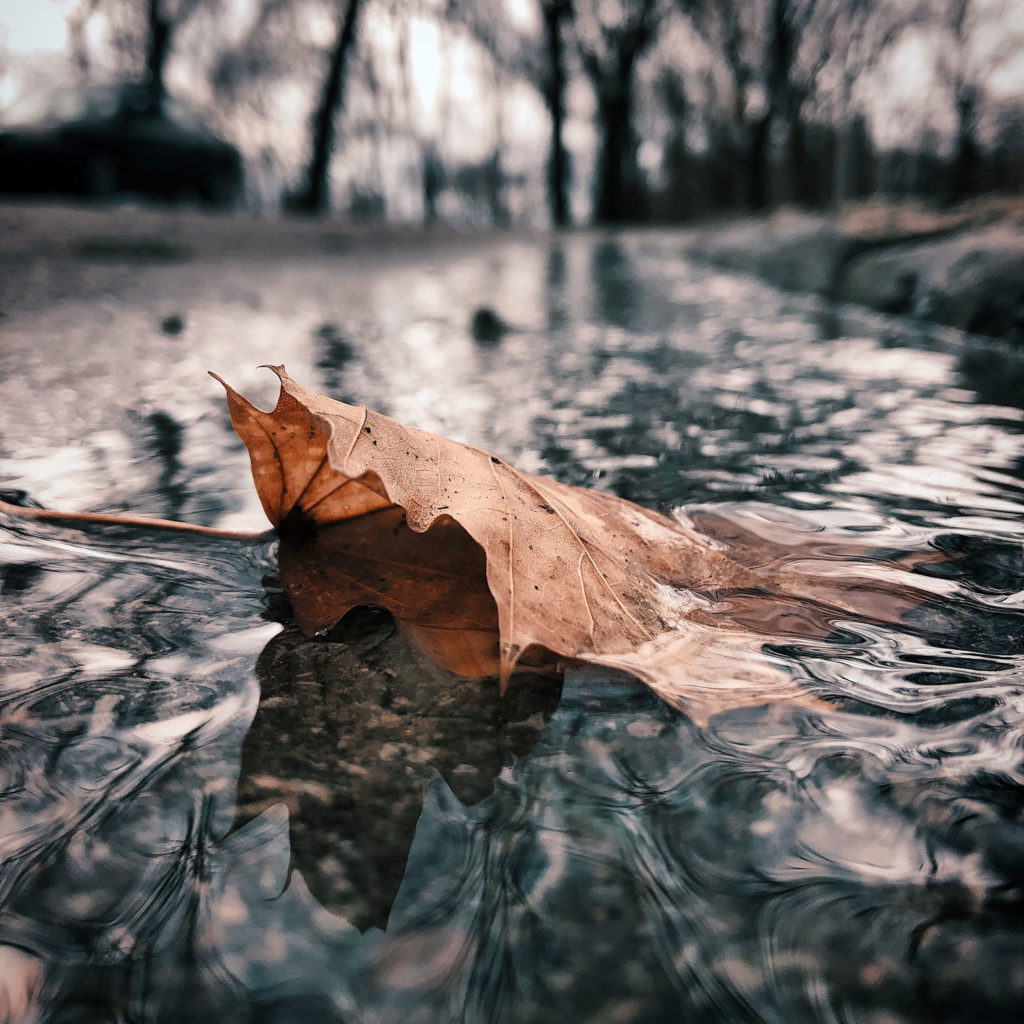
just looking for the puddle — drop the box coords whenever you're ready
[1,230,1023,1022]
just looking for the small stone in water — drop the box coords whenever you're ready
[160,314,185,336]
[471,307,509,344]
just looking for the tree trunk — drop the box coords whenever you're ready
[576,0,659,224]
[786,114,811,205]
[832,114,873,206]
[950,89,980,202]
[422,146,443,226]
[594,89,644,224]
[755,0,794,210]
[486,149,509,227]
[145,0,172,105]
[830,72,856,207]
[294,0,363,215]
[832,122,850,208]
[542,0,571,228]
[747,114,772,211]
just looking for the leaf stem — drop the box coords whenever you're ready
[0,499,274,542]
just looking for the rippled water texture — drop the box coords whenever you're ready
[1,230,1024,1023]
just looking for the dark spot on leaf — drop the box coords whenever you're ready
[491,456,500,464]
[540,504,555,514]
[364,425,372,434]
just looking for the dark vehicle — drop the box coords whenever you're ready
[0,84,243,206]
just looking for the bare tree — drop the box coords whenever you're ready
[448,0,514,226]
[443,0,573,226]
[816,0,929,206]
[441,0,538,225]
[541,0,573,227]
[68,0,212,102]
[683,0,773,209]
[683,0,852,209]
[291,0,364,213]
[145,0,173,102]
[574,0,667,223]
[929,0,1023,201]
[944,0,981,199]
[215,0,367,214]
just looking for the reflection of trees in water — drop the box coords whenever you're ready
[588,238,642,331]
[543,242,568,332]
[315,321,359,401]
[139,409,186,518]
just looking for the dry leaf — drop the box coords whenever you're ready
[215,367,926,724]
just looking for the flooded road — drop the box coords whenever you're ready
[1,215,1023,1022]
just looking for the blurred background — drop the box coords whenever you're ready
[0,0,1022,226]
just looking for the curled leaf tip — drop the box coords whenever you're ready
[209,370,252,410]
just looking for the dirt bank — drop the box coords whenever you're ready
[685,197,1024,342]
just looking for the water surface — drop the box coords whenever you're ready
[1,229,1023,1022]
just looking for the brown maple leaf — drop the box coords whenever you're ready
[0,368,961,724]
[216,366,911,724]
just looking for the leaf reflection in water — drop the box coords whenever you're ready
[235,604,561,932]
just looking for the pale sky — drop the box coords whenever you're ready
[5,0,1021,103]
[1,0,72,54]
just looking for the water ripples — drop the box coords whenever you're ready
[1,231,1023,1021]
